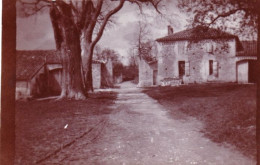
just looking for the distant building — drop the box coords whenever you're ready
[138,26,257,87]
[138,42,158,87]
[138,57,158,87]
[16,50,114,100]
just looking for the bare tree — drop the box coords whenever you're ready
[131,20,159,62]
[18,0,162,99]
[135,20,151,58]
[178,0,260,163]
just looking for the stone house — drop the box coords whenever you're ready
[16,50,114,99]
[138,26,256,87]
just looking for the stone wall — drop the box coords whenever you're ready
[138,58,153,87]
[237,61,249,83]
[92,63,101,89]
[101,62,114,88]
[16,81,30,99]
[106,59,113,78]
[158,39,237,84]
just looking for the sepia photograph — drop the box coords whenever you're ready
[1,0,259,164]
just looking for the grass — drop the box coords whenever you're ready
[15,91,117,164]
[143,83,256,159]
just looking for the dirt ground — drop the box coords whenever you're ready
[143,83,256,159]
[15,82,256,165]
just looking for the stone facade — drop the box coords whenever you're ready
[101,59,114,88]
[237,60,249,83]
[87,60,115,89]
[92,62,102,89]
[157,39,237,84]
[16,66,46,99]
[150,26,258,86]
[138,57,158,87]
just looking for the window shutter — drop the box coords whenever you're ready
[185,61,190,76]
[213,61,218,77]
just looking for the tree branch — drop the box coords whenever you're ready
[18,0,51,16]
[86,0,104,41]
[208,8,246,25]
[91,0,125,47]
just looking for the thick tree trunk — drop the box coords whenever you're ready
[49,0,125,99]
[50,3,87,100]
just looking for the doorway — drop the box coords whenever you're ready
[178,61,185,78]
[153,70,158,85]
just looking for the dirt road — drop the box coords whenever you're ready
[43,82,256,165]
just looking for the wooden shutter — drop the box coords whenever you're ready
[213,61,218,77]
[185,61,190,76]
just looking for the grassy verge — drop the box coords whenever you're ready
[15,91,117,164]
[143,83,256,159]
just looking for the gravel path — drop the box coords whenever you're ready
[43,82,256,165]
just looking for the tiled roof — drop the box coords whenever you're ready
[238,41,257,56]
[156,26,237,42]
[16,50,60,80]
[16,50,106,80]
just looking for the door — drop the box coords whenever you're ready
[178,61,185,78]
[153,70,158,85]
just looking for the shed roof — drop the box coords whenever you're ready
[16,50,106,81]
[16,50,60,80]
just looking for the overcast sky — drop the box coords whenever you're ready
[16,1,188,64]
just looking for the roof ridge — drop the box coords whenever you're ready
[156,26,236,42]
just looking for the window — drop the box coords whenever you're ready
[206,43,214,53]
[209,60,213,75]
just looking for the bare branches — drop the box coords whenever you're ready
[208,8,245,26]
[85,0,103,41]
[92,0,125,47]
[112,0,163,14]
[18,0,51,16]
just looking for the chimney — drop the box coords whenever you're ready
[168,25,173,35]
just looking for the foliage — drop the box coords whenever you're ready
[140,40,158,62]
[93,46,124,77]
[94,46,121,63]
[178,0,258,39]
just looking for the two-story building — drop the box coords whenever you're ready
[138,26,257,87]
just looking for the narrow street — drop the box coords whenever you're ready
[42,82,255,165]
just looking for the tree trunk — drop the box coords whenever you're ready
[50,3,87,100]
[80,32,94,92]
